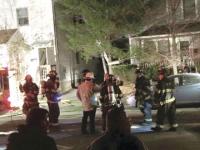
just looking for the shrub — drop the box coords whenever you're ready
[112,64,135,83]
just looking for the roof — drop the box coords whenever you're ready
[139,21,200,36]
[0,29,17,44]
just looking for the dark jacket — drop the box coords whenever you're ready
[20,82,39,102]
[45,78,60,102]
[100,81,122,105]
[135,75,151,102]
[6,125,57,150]
[155,77,175,103]
[87,132,147,150]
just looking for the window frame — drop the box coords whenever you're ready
[183,0,196,19]
[16,8,29,26]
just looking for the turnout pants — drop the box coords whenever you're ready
[101,105,112,131]
[143,101,152,123]
[48,102,60,124]
[156,101,176,127]
[23,100,39,115]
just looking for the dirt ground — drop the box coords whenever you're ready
[120,82,135,96]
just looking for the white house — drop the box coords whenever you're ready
[0,0,58,107]
[0,0,102,108]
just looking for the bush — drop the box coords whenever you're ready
[143,65,159,80]
[112,65,135,83]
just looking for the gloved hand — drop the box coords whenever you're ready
[160,101,164,106]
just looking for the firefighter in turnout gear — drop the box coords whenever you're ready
[44,70,60,126]
[99,73,123,132]
[135,68,152,125]
[152,70,178,131]
[19,75,39,115]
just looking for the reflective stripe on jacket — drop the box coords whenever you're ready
[160,97,175,106]
[158,89,173,93]
[156,78,175,105]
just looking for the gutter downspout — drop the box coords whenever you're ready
[51,0,60,79]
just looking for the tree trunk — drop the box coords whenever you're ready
[171,33,178,75]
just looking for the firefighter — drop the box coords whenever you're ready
[151,69,178,131]
[135,68,152,125]
[44,70,60,127]
[99,73,123,132]
[19,75,39,115]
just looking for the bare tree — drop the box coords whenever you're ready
[134,0,200,74]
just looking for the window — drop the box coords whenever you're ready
[171,75,200,87]
[193,48,199,54]
[182,75,200,85]
[180,41,190,61]
[183,0,196,19]
[197,0,200,15]
[180,41,189,51]
[39,48,47,65]
[143,40,156,52]
[175,1,183,19]
[16,8,29,26]
[158,40,169,55]
[166,0,183,20]
[172,76,182,87]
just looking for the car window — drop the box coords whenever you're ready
[172,77,182,87]
[182,75,200,85]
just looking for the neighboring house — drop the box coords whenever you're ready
[0,0,89,107]
[0,0,101,108]
[129,0,200,70]
[0,0,58,107]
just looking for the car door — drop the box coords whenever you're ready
[174,75,200,104]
